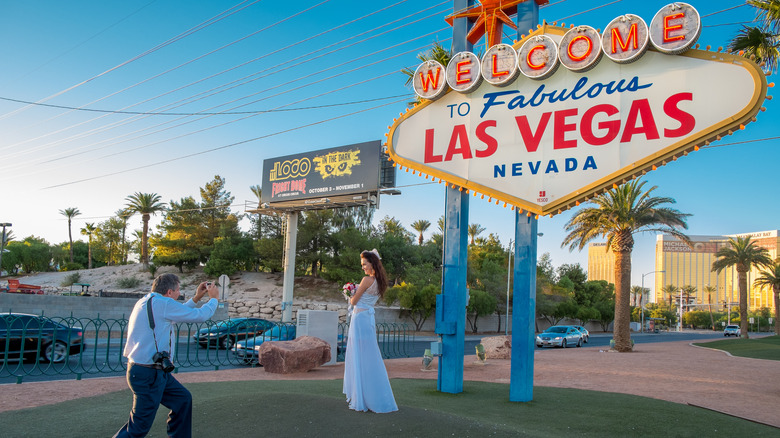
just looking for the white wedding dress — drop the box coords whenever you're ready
[342,278,398,413]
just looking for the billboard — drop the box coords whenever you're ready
[387,5,768,217]
[261,141,381,209]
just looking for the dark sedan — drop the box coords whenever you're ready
[193,318,276,350]
[0,313,85,363]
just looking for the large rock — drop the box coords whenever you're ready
[480,335,511,359]
[258,336,331,374]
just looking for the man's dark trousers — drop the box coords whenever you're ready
[114,363,193,437]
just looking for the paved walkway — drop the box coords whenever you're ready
[1,338,777,428]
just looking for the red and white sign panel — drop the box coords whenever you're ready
[390,22,767,216]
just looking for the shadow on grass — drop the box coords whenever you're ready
[1,379,776,437]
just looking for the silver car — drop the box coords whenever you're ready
[572,325,590,343]
[536,325,583,348]
[723,325,741,337]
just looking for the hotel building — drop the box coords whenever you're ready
[588,230,779,312]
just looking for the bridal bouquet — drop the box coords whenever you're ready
[342,282,356,301]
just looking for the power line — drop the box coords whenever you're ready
[1,19,450,175]
[0,3,448,166]
[0,94,408,116]
[0,0,262,122]
[41,96,411,189]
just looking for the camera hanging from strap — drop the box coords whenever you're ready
[146,295,175,372]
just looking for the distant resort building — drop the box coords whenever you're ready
[588,230,779,312]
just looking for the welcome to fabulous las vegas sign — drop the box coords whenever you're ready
[386,3,771,217]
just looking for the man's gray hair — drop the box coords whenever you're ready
[151,273,180,294]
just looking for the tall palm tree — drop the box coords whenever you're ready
[631,286,647,306]
[712,236,772,339]
[80,222,98,269]
[125,192,166,269]
[250,184,262,206]
[661,284,679,311]
[703,285,717,330]
[116,208,132,264]
[468,223,486,245]
[562,180,690,352]
[59,207,81,263]
[728,0,780,73]
[753,259,780,335]
[410,219,431,245]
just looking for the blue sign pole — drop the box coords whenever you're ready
[510,0,541,404]
[437,0,473,394]
[510,212,538,401]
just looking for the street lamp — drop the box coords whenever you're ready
[0,223,11,277]
[641,270,664,333]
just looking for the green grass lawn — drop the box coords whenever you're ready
[693,335,780,360]
[1,379,776,437]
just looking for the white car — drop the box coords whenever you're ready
[723,325,741,337]
[572,325,590,343]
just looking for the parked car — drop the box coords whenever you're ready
[571,325,590,343]
[193,318,276,350]
[0,313,85,363]
[536,325,583,348]
[232,324,297,364]
[723,324,741,337]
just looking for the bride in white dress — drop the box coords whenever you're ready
[342,249,398,413]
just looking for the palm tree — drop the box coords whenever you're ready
[250,184,262,206]
[703,285,717,330]
[562,180,690,352]
[728,0,780,73]
[468,223,486,245]
[80,222,98,269]
[753,259,780,335]
[712,236,772,339]
[630,285,645,307]
[410,219,431,245]
[125,192,166,269]
[401,41,452,105]
[116,208,132,264]
[661,284,679,311]
[59,207,81,263]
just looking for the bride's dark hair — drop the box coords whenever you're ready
[360,250,388,297]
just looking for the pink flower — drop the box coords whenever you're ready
[342,282,356,301]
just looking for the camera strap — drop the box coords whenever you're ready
[146,295,162,356]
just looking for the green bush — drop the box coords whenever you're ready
[60,272,81,287]
[60,262,83,272]
[116,277,142,289]
[204,258,236,277]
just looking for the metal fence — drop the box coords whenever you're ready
[0,314,413,383]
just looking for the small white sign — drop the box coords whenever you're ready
[218,274,230,300]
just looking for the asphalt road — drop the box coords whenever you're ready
[0,330,733,384]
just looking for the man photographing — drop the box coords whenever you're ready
[114,273,219,438]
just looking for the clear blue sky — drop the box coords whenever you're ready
[0,1,776,296]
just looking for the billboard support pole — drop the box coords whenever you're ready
[281,211,298,323]
[437,0,472,395]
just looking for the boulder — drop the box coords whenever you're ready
[480,335,511,359]
[258,336,331,374]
